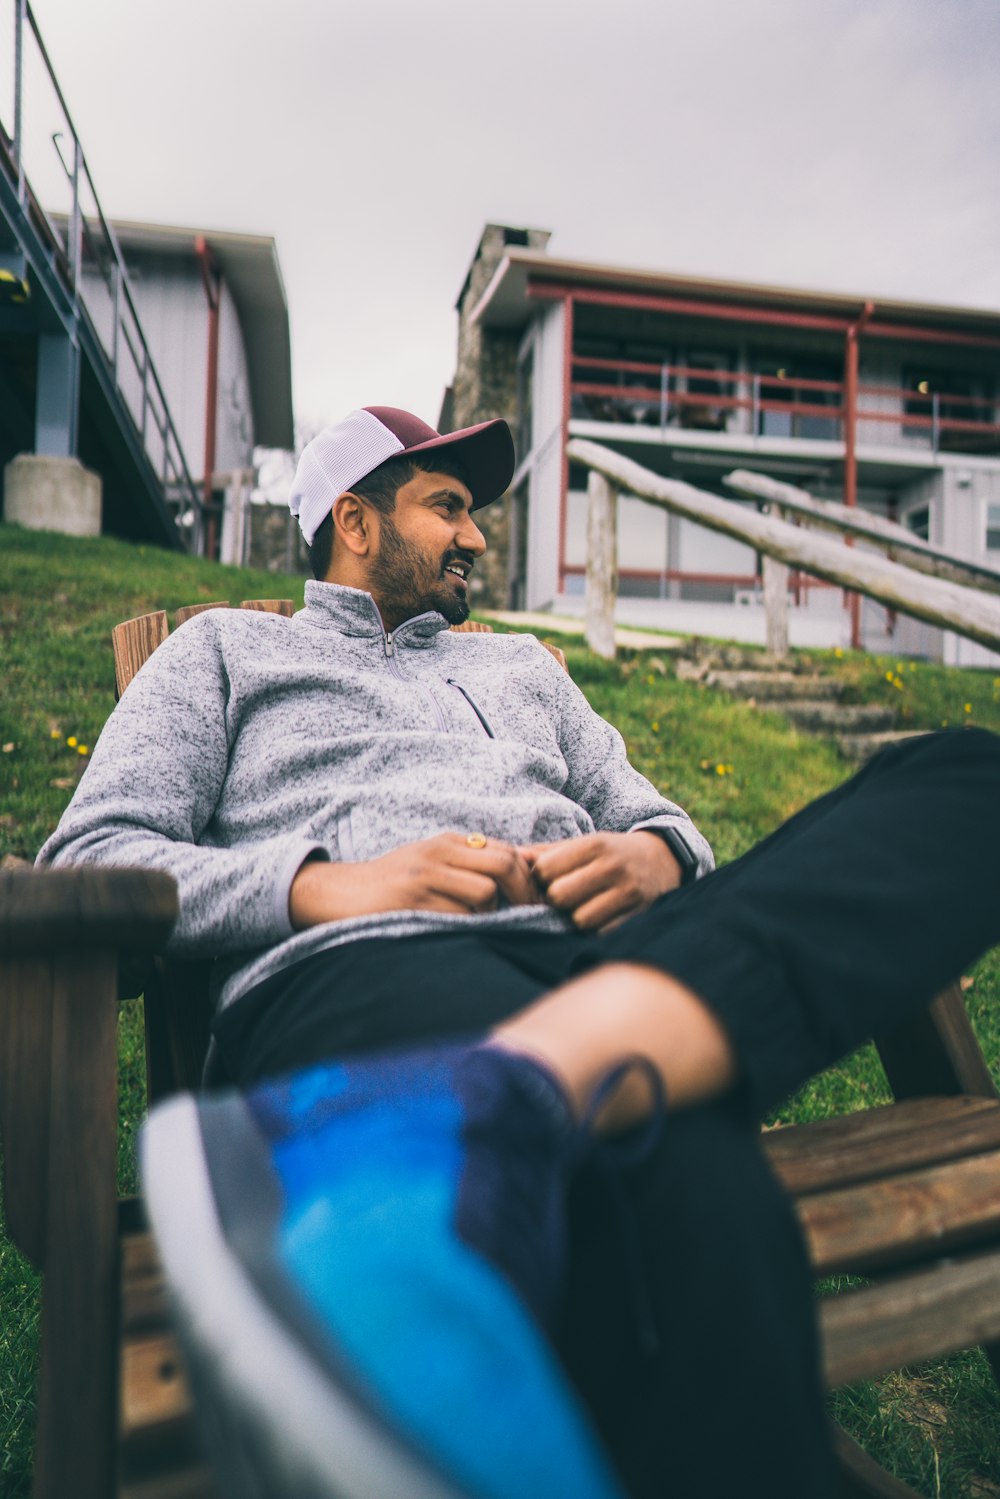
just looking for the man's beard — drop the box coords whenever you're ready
[368,514,471,626]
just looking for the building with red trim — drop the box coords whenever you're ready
[444,226,1000,665]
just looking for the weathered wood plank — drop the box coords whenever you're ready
[820,1249,1000,1388]
[726,468,1000,597]
[174,602,230,626]
[0,956,55,1265]
[567,438,1000,652]
[762,551,790,657]
[33,952,119,1499]
[113,611,169,695]
[121,1229,171,1335]
[798,1149,1000,1275]
[585,470,618,660]
[766,1096,1000,1195]
[121,1330,193,1440]
[831,1425,926,1498]
[239,598,295,616]
[0,868,178,955]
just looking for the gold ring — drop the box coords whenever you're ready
[466,832,487,848]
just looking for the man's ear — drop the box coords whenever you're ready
[331,491,373,558]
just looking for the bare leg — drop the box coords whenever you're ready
[492,961,738,1132]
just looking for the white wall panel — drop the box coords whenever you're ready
[214,280,254,473]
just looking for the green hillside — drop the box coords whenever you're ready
[1,523,999,1496]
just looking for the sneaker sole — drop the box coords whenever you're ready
[142,1094,466,1499]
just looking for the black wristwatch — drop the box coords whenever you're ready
[647,824,701,886]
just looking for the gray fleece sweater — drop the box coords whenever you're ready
[38,582,714,1009]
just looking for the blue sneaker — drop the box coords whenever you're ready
[140,1042,626,1499]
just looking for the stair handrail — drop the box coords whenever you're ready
[567,437,1000,660]
[5,0,203,543]
[724,469,1000,598]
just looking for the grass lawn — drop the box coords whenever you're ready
[2,523,1000,1495]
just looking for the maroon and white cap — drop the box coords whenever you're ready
[289,406,515,545]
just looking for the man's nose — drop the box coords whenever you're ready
[457,515,487,556]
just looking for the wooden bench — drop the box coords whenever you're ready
[2,599,997,1498]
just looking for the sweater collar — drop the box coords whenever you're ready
[303,581,451,646]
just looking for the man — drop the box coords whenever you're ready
[40,407,1000,1499]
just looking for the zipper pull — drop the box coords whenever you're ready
[385,632,394,657]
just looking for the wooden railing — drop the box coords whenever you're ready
[570,356,1000,456]
[567,438,1000,661]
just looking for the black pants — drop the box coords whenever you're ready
[212,729,1000,1499]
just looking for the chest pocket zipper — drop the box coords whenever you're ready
[447,679,496,738]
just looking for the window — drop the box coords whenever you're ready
[987,504,1000,553]
[753,358,841,440]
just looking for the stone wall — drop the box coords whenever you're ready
[246,501,309,575]
[447,224,550,608]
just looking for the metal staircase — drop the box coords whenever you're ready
[0,0,201,549]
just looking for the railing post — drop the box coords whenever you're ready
[110,262,121,379]
[762,504,790,658]
[659,364,670,431]
[13,0,26,203]
[751,373,760,437]
[585,469,618,660]
[140,348,149,441]
[931,393,940,456]
[69,137,82,299]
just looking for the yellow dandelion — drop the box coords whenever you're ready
[964,703,972,714]
[651,721,660,733]
[833,647,843,659]
[884,671,894,683]
[77,744,89,756]
[66,736,78,748]
[50,729,60,740]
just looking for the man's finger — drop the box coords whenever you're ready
[544,860,619,913]
[444,834,541,905]
[568,887,639,932]
[526,836,602,888]
[428,866,501,912]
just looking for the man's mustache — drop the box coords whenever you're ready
[441,550,476,576]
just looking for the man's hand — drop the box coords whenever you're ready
[289,833,542,930]
[520,830,682,932]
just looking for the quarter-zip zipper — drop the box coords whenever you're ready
[447,679,496,738]
[384,630,448,731]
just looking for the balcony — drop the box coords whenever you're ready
[569,357,1000,460]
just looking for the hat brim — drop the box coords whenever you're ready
[401,418,515,509]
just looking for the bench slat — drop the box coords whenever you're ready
[799,1149,1000,1274]
[766,1097,1000,1195]
[820,1248,1000,1387]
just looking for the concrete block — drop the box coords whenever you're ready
[2,454,102,538]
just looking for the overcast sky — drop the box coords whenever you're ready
[14,0,1000,441]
